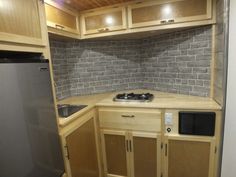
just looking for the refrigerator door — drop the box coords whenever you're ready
[0,60,64,177]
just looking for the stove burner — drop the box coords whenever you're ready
[114,92,154,102]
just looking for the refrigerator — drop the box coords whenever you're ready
[0,58,65,177]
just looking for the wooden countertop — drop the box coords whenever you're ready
[57,90,221,127]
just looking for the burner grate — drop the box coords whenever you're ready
[113,93,154,102]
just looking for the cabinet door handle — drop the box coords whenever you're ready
[160,20,167,24]
[55,24,65,29]
[121,115,135,118]
[98,27,109,32]
[160,19,175,24]
[129,140,132,152]
[126,140,129,152]
[167,19,175,23]
[165,144,168,156]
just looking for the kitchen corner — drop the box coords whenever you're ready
[58,89,222,177]
[1,0,232,177]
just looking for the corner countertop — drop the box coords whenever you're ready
[57,92,112,127]
[57,90,222,127]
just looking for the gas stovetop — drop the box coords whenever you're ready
[113,93,154,102]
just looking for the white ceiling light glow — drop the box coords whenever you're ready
[105,16,114,25]
[163,5,172,15]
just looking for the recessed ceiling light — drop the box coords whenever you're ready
[105,16,114,25]
[163,5,172,15]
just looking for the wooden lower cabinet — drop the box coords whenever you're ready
[101,129,161,177]
[131,132,161,177]
[61,110,101,177]
[101,130,129,177]
[164,136,216,177]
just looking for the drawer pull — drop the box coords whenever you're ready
[121,115,135,118]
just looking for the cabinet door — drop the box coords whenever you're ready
[45,0,79,35]
[101,129,130,177]
[66,117,100,177]
[81,6,127,36]
[128,0,212,28]
[165,136,215,177]
[0,0,45,46]
[130,132,161,177]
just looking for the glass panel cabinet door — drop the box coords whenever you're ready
[81,7,127,35]
[166,136,215,177]
[44,0,79,34]
[128,0,212,28]
[131,132,161,177]
[101,130,129,177]
[66,118,100,177]
[0,0,45,45]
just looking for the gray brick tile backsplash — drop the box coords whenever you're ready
[50,26,212,100]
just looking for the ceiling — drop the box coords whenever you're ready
[59,0,134,11]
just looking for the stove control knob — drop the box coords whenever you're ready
[167,128,171,133]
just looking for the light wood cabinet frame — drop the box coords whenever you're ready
[45,0,80,35]
[163,135,216,177]
[128,0,212,29]
[0,0,47,46]
[80,6,127,36]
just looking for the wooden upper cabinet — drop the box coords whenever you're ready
[80,6,127,36]
[0,0,46,46]
[128,0,212,28]
[44,0,79,35]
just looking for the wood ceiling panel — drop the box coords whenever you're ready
[58,0,134,11]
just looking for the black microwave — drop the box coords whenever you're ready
[179,112,216,136]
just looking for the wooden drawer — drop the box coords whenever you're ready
[98,108,162,132]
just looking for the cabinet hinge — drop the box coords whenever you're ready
[215,146,217,154]
[161,142,163,149]
[65,145,70,159]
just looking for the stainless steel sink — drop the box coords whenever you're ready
[57,104,87,118]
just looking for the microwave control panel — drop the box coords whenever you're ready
[164,110,179,135]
